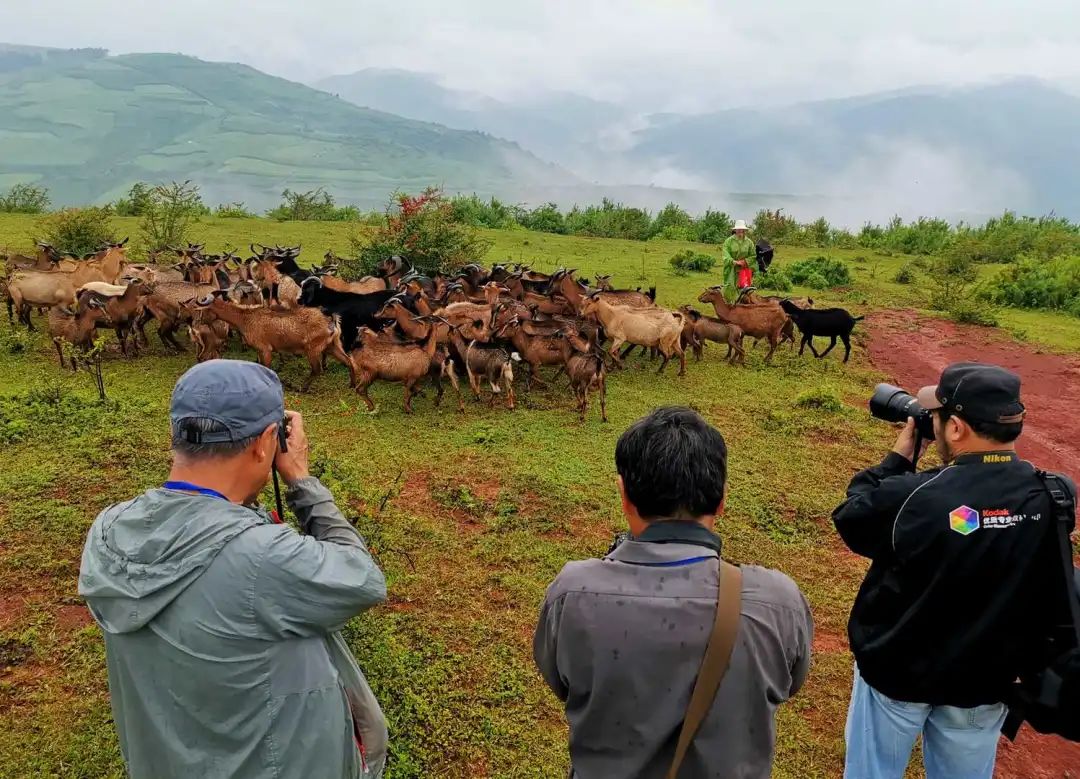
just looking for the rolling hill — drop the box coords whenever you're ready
[0,51,567,208]
[314,68,626,167]
[627,80,1080,218]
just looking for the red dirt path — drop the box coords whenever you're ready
[868,310,1080,778]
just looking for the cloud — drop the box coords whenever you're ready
[3,0,1080,111]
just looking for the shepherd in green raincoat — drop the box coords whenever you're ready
[722,219,756,302]
[79,361,388,779]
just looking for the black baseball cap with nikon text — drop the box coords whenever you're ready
[915,362,1026,424]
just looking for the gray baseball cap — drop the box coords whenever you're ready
[170,360,284,443]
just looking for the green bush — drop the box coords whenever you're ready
[948,301,999,327]
[137,180,204,254]
[564,198,652,241]
[981,255,1080,316]
[794,385,844,413]
[752,208,803,244]
[214,202,257,219]
[650,202,693,240]
[893,264,917,284]
[926,250,978,311]
[343,187,492,278]
[756,268,793,292]
[515,202,567,234]
[449,194,517,229]
[788,255,852,288]
[36,207,115,256]
[0,183,49,214]
[669,250,717,273]
[112,182,154,216]
[692,209,734,244]
[267,187,359,221]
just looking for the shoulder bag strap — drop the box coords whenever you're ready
[666,560,743,779]
[1036,471,1080,642]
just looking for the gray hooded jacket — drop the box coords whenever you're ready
[79,477,388,779]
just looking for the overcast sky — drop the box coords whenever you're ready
[3,0,1080,110]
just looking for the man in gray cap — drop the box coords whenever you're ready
[79,360,388,778]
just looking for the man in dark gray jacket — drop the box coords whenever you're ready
[79,360,387,778]
[533,406,813,778]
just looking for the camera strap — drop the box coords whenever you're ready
[666,560,742,779]
[1035,471,1080,643]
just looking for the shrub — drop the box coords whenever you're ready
[515,202,566,234]
[752,208,802,244]
[893,265,917,284]
[0,183,49,214]
[794,385,844,413]
[788,255,852,288]
[756,268,793,292]
[449,194,517,229]
[137,180,204,254]
[36,207,115,256]
[214,202,257,219]
[112,182,154,216]
[669,250,717,273]
[343,187,492,278]
[564,198,652,241]
[802,217,832,248]
[651,202,694,240]
[981,255,1080,315]
[926,249,978,311]
[693,209,734,244]
[267,187,358,221]
[948,301,999,327]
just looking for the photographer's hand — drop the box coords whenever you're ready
[891,418,929,463]
[274,410,310,486]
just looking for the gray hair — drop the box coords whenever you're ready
[171,417,261,460]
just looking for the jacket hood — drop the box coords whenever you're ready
[79,489,267,633]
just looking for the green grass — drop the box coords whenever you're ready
[0,215,1073,778]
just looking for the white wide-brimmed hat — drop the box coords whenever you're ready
[733,219,748,231]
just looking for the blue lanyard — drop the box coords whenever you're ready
[163,480,229,502]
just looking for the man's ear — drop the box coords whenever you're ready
[617,475,641,524]
[254,424,277,463]
[715,484,728,517]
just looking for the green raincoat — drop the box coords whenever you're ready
[721,234,757,300]
[79,477,388,779]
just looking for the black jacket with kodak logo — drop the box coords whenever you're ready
[833,450,1076,707]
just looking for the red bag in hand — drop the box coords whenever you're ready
[736,262,754,289]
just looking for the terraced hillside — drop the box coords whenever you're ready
[0,53,564,208]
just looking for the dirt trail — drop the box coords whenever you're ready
[868,310,1080,778]
[867,310,1080,484]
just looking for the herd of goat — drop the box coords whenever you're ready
[1,240,865,420]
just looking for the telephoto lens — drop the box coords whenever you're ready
[868,384,935,439]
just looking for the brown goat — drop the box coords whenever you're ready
[350,326,449,413]
[495,316,579,390]
[47,298,110,370]
[581,296,685,375]
[697,287,787,363]
[563,329,607,422]
[78,279,154,356]
[447,327,517,409]
[195,295,356,391]
[187,318,231,362]
[678,306,746,365]
[140,281,216,350]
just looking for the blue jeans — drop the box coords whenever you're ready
[844,667,1007,779]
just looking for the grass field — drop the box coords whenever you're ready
[0,215,1076,778]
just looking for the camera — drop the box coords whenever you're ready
[869,384,935,439]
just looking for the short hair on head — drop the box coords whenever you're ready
[171,417,260,460]
[938,408,1022,445]
[615,406,727,521]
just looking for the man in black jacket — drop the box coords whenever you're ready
[834,362,1076,779]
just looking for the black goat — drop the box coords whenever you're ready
[297,277,397,351]
[779,299,864,363]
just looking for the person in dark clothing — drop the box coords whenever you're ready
[834,362,1076,779]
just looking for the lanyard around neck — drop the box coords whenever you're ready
[163,480,230,502]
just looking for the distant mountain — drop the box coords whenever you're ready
[314,68,627,166]
[628,80,1080,218]
[0,52,567,208]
